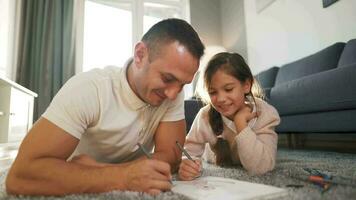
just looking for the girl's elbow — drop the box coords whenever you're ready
[258,162,275,175]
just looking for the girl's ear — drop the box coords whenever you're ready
[242,79,252,94]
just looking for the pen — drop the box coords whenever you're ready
[176,141,203,178]
[303,168,356,187]
[137,143,152,159]
[293,174,356,187]
[176,141,193,161]
[137,143,173,184]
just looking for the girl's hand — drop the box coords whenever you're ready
[233,103,257,133]
[178,158,202,181]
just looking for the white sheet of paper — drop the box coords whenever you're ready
[172,176,288,200]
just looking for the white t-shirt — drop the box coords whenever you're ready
[42,62,185,163]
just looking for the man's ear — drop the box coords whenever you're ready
[134,42,148,68]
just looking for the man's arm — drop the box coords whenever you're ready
[152,119,186,172]
[6,118,172,196]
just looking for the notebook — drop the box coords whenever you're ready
[172,176,288,200]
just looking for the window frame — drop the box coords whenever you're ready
[76,0,190,73]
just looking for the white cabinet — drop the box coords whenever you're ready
[0,76,37,143]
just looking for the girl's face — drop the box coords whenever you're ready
[208,69,251,119]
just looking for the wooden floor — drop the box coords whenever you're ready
[0,142,20,172]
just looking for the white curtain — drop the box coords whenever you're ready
[0,0,22,80]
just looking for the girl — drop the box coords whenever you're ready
[178,52,280,180]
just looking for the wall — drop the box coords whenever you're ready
[190,0,226,96]
[244,0,356,74]
[220,0,247,60]
[190,0,222,46]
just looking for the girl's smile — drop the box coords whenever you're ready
[208,69,251,119]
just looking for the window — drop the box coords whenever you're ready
[82,0,193,98]
[143,2,183,33]
[0,0,9,76]
[0,0,17,79]
[82,1,132,71]
[82,0,190,72]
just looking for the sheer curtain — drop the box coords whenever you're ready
[16,0,77,120]
[0,0,21,79]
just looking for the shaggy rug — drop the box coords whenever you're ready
[0,148,355,200]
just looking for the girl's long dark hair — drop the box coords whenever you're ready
[203,52,262,166]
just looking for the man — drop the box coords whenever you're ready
[6,18,204,196]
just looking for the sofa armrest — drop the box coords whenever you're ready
[184,99,203,133]
[255,66,279,88]
[270,63,356,115]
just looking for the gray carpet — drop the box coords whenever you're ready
[0,148,355,200]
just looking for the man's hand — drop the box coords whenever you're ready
[123,159,172,195]
[6,118,172,196]
[178,158,202,181]
[233,103,257,133]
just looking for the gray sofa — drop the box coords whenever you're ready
[184,39,356,135]
[255,39,356,133]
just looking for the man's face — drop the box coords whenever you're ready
[133,41,199,106]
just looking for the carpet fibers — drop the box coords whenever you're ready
[0,148,355,200]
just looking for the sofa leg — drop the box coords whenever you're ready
[298,134,306,148]
[292,134,296,149]
[287,134,299,149]
[287,134,292,148]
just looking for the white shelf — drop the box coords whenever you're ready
[0,76,37,97]
[0,77,37,143]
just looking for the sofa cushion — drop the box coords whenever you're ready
[270,63,356,115]
[338,39,356,67]
[274,42,345,85]
[276,109,356,133]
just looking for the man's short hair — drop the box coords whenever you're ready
[142,18,205,61]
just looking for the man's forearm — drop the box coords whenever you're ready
[152,150,181,172]
[6,158,127,196]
